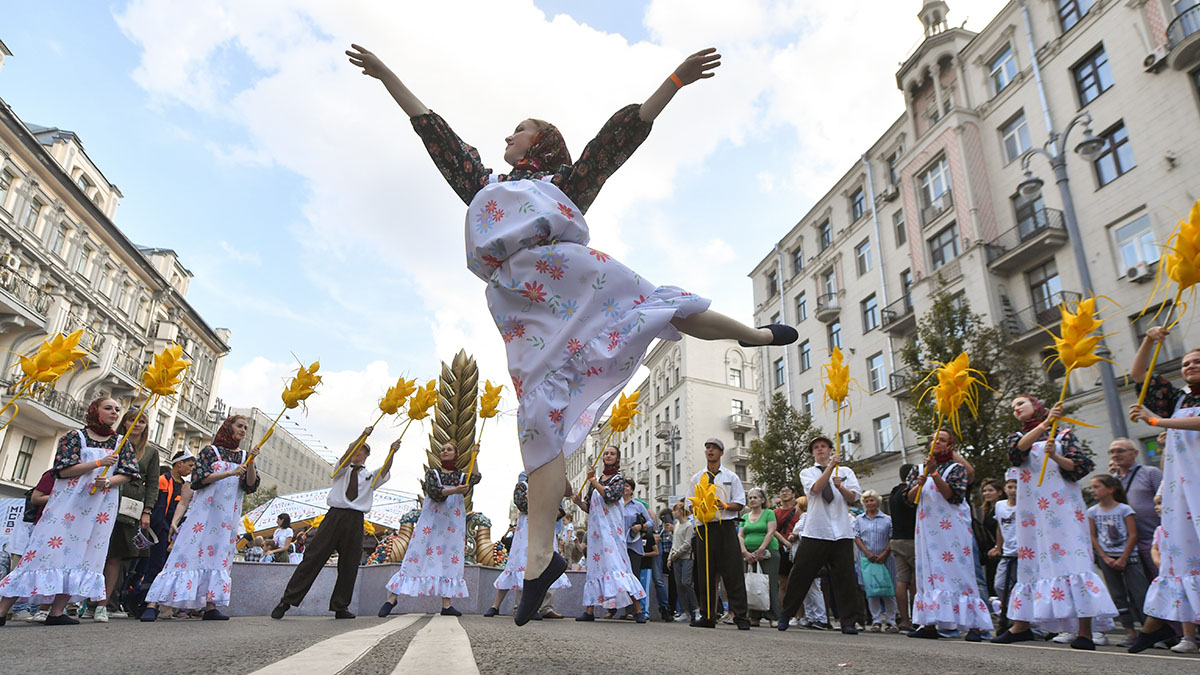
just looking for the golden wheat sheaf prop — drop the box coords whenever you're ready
[428,350,480,508]
[911,352,991,503]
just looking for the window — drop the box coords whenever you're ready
[74,245,93,275]
[792,246,804,275]
[766,270,778,297]
[801,390,815,416]
[114,282,130,313]
[820,269,837,297]
[734,432,746,447]
[886,149,902,185]
[774,357,785,388]
[855,239,872,275]
[48,223,68,257]
[873,415,895,455]
[675,398,680,419]
[918,157,950,209]
[1114,215,1159,272]
[99,265,115,296]
[850,187,866,221]
[838,430,853,456]
[799,340,811,371]
[1058,0,1094,32]
[901,269,913,305]
[1073,45,1113,106]
[771,312,781,326]
[663,405,669,423]
[862,294,879,332]
[894,210,906,246]
[0,169,13,209]
[1028,259,1063,312]
[1134,305,1183,363]
[1000,111,1031,163]
[989,44,1017,95]
[796,292,807,322]
[729,368,743,388]
[928,224,960,269]
[19,198,42,231]
[1093,121,1135,187]
[828,321,842,350]
[11,436,36,482]
[1012,193,1047,239]
[867,352,886,392]
[731,399,746,415]
[818,220,832,250]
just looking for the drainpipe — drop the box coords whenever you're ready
[773,243,792,407]
[1019,0,1055,134]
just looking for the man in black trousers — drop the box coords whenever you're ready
[688,438,748,630]
[272,427,397,619]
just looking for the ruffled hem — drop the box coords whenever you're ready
[145,569,232,609]
[911,589,993,630]
[494,568,571,591]
[1144,573,1200,623]
[0,566,105,604]
[388,574,468,599]
[583,572,646,609]
[1008,572,1117,633]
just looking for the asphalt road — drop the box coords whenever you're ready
[3,613,1198,674]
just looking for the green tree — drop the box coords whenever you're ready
[748,393,827,495]
[242,483,278,514]
[898,283,1061,484]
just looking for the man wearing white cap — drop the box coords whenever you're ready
[688,438,748,629]
[989,467,1019,631]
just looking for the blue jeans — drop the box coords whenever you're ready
[637,567,653,619]
[651,554,669,609]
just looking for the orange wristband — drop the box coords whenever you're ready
[669,73,683,89]
[1148,417,1160,427]
[96,459,103,469]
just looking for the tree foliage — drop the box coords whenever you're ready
[748,393,827,495]
[242,483,278,514]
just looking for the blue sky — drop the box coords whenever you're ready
[0,0,1007,517]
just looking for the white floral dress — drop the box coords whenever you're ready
[1143,397,1200,622]
[145,448,246,609]
[0,432,120,604]
[466,177,710,474]
[1008,434,1116,632]
[912,464,992,631]
[387,472,468,598]
[495,513,571,591]
[581,479,645,609]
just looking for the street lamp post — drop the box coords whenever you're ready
[667,425,681,499]
[1016,111,1129,439]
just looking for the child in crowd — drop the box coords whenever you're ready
[245,538,266,563]
[1088,474,1150,647]
[988,470,1019,631]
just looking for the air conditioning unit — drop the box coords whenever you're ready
[1144,45,1168,72]
[1127,261,1153,283]
[847,431,861,444]
[882,185,899,202]
[3,254,19,270]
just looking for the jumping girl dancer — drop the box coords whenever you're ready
[346,43,798,625]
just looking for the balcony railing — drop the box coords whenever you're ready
[177,397,210,427]
[888,366,917,398]
[112,350,143,381]
[655,484,671,501]
[654,421,672,439]
[880,295,915,333]
[729,413,755,432]
[1001,291,1081,344]
[4,380,86,423]
[728,445,750,462]
[815,292,840,323]
[637,468,649,485]
[1168,5,1200,48]
[654,450,671,469]
[0,270,52,316]
[920,190,954,227]
[985,208,1066,271]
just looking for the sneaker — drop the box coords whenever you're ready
[11,610,32,622]
[93,606,108,623]
[1092,632,1108,646]
[1170,637,1199,654]
[1052,632,1074,644]
[885,623,900,634]
[674,613,690,622]
[29,610,49,624]
[1118,635,1136,648]
[870,623,882,632]
[809,621,831,630]
[80,606,96,620]
[791,617,802,627]
[107,608,128,620]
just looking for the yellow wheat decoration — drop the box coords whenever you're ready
[464,379,502,479]
[242,360,322,468]
[689,473,726,619]
[912,352,991,504]
[0,330,91,431]
[333,376,417,478]
[820,346,864,474]
[576,392,642,498]
[370,379,437,488]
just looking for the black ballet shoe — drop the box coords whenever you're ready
[991,628,1035,644]
[1069,635,1095,650]
[44,614,80,626]
[965,629,982,642]
[202,609,229,621]
[1129,625,1177,653]
[440,606,462,617]
[575,612,595,622]
[483,607,499,618]
[908,625,940,639]
[738,324,799,347]
[378,601,396,618]
[514,552,567,627]
[139,607,159,623]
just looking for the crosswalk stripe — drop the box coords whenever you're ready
[250,615,420,675]
[391,616,480,675]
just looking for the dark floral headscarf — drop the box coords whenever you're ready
[1016,395,1049,433]
[213,415,245,450]
[510,123,572,174]
[85,397,117,438]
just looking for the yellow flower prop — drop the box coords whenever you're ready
[242,515,255,535]
[0,329,91,432]
[465,380,503,480]
[310,514,325,529]
[363,520,376,536]
[1136,200,1200,409]
[334,376,419,479]
[371,379,439,488]
[94,343,192,493]
[821,346,863,466]
[244,360,323,468]
[577,391,643,497]
[689,473,727,618]
[912,352,991,503]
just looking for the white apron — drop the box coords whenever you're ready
[145,449,245,608]
[387,472,468,598]
[1143,397,1200,621]
[581,486,645,609]
[911,464,992,630]
[494,513,570,591]
[1008,433,1116,632]
[0,431,119,603]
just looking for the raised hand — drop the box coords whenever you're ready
[346,44,390,80]
[673,47,721,86]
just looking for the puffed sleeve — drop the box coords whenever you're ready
[464,470,482,488]
[554,104,653,213]
[411,111,492,205]
[190,446,221,490]
[240,455,261,494]
[424,469,446,502]
[1007,431,1029,467]
[1054,429,1093,483]
[602,473,624,503]
[513,481,529,514]
[112,439,141,480]
[51,430,84,477]
[943,464,968,504]
[1142,374,1182,418]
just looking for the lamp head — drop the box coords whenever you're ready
[1074,128,1105,162]
[1017,171,1044,200]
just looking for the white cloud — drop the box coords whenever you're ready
[216,240,261,264]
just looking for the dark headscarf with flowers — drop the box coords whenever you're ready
[510,121,573,174]
[1016,395,1049,433]
[213,414,246,450]
[85,397,117,438]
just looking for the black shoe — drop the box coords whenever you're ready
[378,601,396,618]
[271,602,288,620]
[841,625,859,635]
[1129,625,1177,653]
[691,617,717,628]
[660,607,673,622]
[515,553,567,627]
[440,606,462,617]
[809,621,831,630]
[483,607,499,618]
[575,613,595,622]
[739,324,799,347]
[778,618,789,631]
[965,629,982,642]
[1070,635,1095,650]
[991,628,1036,644]
[908,625,940,639]
[44,614,80,626]
[736,620,751,631]
[139,607,159,623]
[334,610,356,619]
[636,614,647,624]
[202,609,229,621]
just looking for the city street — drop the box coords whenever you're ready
[4,613,1198,674]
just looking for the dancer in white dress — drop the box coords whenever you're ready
[991,397,1116,650]
[379,442,481,617]
[1127,327,1200,652]
[345,43,799,625]
[570,446,646,621]
[0,397,139,627]
[485,473,571,618]
[140,415,260,621]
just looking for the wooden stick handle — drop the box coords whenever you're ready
[1037,376,1072,487]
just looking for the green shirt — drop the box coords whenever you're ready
[741,508,778,551]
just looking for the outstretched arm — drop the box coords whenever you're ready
[639,48,721,122]
[347,44,430,118]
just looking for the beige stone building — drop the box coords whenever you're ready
[750,0,1200,495]
[232,406,335,495]
[567,334,761,523]
[0,92,231,497]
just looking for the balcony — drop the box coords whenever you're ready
[729,412,755,432]
[655,484,671,502]
[1000,291,1081,349]
[889,366,917,399]
[0,270,52,326]
[985,208,1067,272]
[728,445,750,463]
[2,380,86,428]
[1168,4,1200,71]
[880,295,915,334]
[654,421,672,439]
[920,190,954,227]
[654,450,671,469]
[63,312,107,354]
[175,397,211,432]
[815,292,840,323]
[637,468,649,485]
[110,349,144,388]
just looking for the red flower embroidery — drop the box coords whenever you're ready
[1018,546,1034,560]
[589,249,609,262]
[47,537,63,549]
[549,409,564,423]
[451,555,460,565]
[485,200,499,214]
[95,512,110,524]
[423,526,432,535]
[1020,469,1032,483]
[426,547,434,556]
[511,376,524,399]
[1051,587,1065,601]
[22,550,36,563]
[549,266,564,280]
[521,281,547,303]
[1037,497,1050,510]
[193,522,205,533]
[939,519,952,530]
[557,203,575,219]
[567,338,583,354]
[535,259,550,273]
[593,553,601,562]
[62,513,75,523]
[942,551,955,563]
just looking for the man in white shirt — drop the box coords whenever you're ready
[778,436,862,635]
[272,427,397,620]
[688,438,748,630]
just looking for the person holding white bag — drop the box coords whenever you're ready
[738,487,779,625]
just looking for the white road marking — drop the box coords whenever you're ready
[391,615,480,674]
[250,615,420,675]
[984,641,1196,661]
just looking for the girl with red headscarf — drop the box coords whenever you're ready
[345,43,799,626]
[0,397,139,626]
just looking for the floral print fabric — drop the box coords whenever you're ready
[1006,428,1092,483]
[423,468,480,503]
[582,486,646,609]
[52,427,138,479]
[191,445,260,494]
[388,470,469,598]
[1143,398,1200,622]
[494,514,570,592]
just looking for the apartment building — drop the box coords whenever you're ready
[232,406,335,495]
